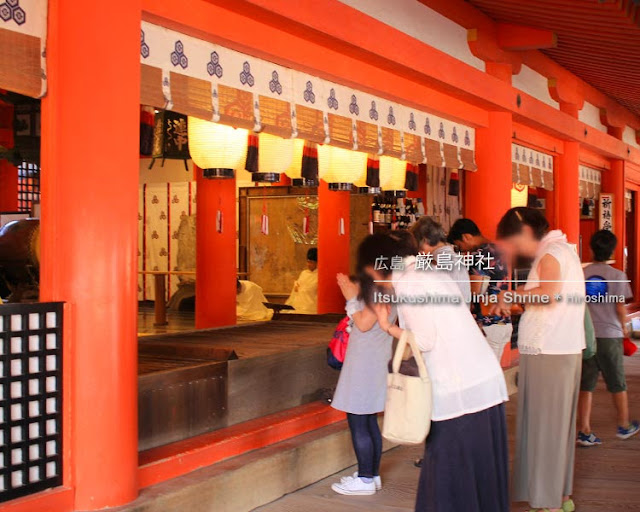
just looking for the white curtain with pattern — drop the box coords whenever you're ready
[139,181,197,301]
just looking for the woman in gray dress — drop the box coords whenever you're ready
[330,271,397,497]
[497,207,585,512]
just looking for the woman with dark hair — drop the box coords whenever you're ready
[362,232,509,512]
[497,207,585,512]
[410,216,471,302]
[329,235,407,496]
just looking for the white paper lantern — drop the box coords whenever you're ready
[354,156,376,189]
[258,133,295,173]
[284,139,306,179]
[379,156,407,191]
[354,167,369,187]
[188,117,248,171]
[318,145,367,184]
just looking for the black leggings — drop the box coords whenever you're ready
[347,413,383,478]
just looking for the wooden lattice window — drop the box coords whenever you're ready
[17,163,40,214]
[0,302,63,503]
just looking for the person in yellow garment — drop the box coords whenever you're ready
[285,248,318,314]
[236,278,273,322]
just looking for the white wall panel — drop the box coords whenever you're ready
[337,0,485,71]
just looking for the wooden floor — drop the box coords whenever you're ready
[138,308,196,336]
[138,318,337,360]
[256,354,640,512]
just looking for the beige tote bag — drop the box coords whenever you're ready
[382,330,432,445]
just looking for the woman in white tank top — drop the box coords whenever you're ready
[497,207,585,512]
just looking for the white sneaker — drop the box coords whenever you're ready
[340,472,382,491]
[331,476,376,496]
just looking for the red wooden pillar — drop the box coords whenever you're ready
[195,166,237,327]
[602,160,626,270]
[0,161,18,211]
[464,111,515,368]
[555,141,580,245]
[317,181,349,313]
[465,111,512,239]
[634,183,640,300]
[39,0,141,508]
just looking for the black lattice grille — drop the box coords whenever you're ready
[17,162,41,214]
[0,302,63,503]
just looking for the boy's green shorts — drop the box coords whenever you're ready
[581,337,627,393]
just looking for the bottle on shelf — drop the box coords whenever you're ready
[372,197,381,223]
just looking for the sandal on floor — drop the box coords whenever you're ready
[562,499,576,512]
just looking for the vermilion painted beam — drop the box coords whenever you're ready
[512,88,639,166]
[0,487,73,512]
[628,163,640,186]
[195,0,638,162]
[548,76,585,116]
[227,0,514,114]
[600,104,629,134]
[579,147,612,171]
[141,0,640,164]
[138,402,346,489]
[512,121,563,155]
[496,23,557,51]
[142,0,489,128]
[419,0,640,131]
[467,27,521,80]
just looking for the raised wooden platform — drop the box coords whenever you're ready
[137,319,340,450]
[107,364,520,512]
[138,319,339,360]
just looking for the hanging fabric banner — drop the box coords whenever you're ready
[0,0,47,98]
[140,20,476,162]
[512,143,554,191]
[140,21,476,166]
[579,165,602,200]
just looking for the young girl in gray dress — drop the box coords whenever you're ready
[330,271,397,496]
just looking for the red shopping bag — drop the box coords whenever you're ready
[623,337,637,357]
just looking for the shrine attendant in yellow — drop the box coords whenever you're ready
[285,248,318,314]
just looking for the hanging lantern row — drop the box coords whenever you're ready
[379,156,408,197]
[187,116,415,192]
[187,117,248,178]
[253,133,294,183]
[318,145,368,192]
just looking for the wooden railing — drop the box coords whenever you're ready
[138,271,249,325]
